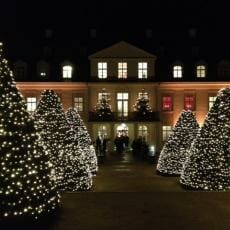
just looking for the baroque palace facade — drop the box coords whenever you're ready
[14,41,230,153]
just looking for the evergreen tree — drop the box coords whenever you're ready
[0,43,60,219]
[66,108,98,174]
[94,90,112,119]
[33,90,68,189]
[180,88,230,191]
[157,110,199,175]
[133,90,152,117]
[62,129,93,191]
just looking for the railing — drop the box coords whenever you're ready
[88,111,160,122]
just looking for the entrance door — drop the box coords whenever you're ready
[116,123,129,137]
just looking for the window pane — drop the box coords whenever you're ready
[98,62,107,79]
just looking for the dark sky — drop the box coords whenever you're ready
[0,0,230,59]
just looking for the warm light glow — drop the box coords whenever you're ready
[63,65,73,79]
[98,62,107,79]
[138,62,148,79]
[173,65,182,78]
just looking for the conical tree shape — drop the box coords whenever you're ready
[66,108,98,174]
[33,90,68,189]
[62,129,93,191]
[180,88,230,191]
[0,44,60,219]
[157,110,199,175]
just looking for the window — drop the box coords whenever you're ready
[15,66,25,78]
[117,93,129,117]
[74,97,84,112]
[98,125,108,138]
[138,91,148,99]
[162,96,173,111]
[138,62,148,79]
[26,97,37,112]
[184,96,195,111]
[138,125,148,141]
[98,62,107,79]
[209,96,217,110]
[162,126,172,141]
[196,65,206,78]
[173,65,182,78]
[98,92,110,101]
[117,123,128,137]
[118,62,127,79]
[63,65,73,79]
[37,61,49,77]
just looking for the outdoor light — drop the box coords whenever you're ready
[149,145,155,156]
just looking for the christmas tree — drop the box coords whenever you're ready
[180,88,230,191]
[66,108,98,174]
[0,43,60,219]
[94,89,112,120]
[133,89,152,117]
[33,90,68,189]
[62,129,93,191]
[157,110,199,175]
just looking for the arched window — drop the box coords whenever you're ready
[37,60,50,77]
[138,125,148,141]
[117,123,128,137]
[62,65,73,79]
[196,65,206,78]
[173,65,183,78]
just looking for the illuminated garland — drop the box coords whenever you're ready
[157,110,199,175]
[66,108,98,174]
[0,43,60,219]
[180,88,230,191]
[33,90,69,189]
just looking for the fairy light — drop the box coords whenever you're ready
[66,108,98,175]
[157,110,199,175]
[180,88,230,191]
[0,43,60,219]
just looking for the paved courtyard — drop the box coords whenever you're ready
[2,152,230,230]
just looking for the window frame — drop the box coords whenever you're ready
[62,65,73,79]
[118,62,128,79]
[26,97,37,112]
[98,62,108,79]
[162,96,173,111]
[138,62,148,79]
[184,95,195,111]
[173,65,183,78]
[73,96,84,112]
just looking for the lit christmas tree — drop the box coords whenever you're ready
[66,108,98,174]
[180,88,230,191]
[157,110,199,175]
[0,43,60,219]
[94,89,112,120]
[33,90,68,189]
[133,89,152,117]
[62,129,93,191]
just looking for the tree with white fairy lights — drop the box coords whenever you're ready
[66,108,98,174]
[0,43,60,220]
[62,129,93,191]
[94,89,112,120]
[157,110,199,175]
[180,88,230,191]
[33,90,69,189]
[133,89,152,117]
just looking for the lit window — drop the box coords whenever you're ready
[62,65,73,79]
[98,125,108,138]
[209,96,217,110]
[162,96,172,111]
[118,62,127,79]
[117,93,129,117]
[40,72,46,76]
[184,96,195,111]
[162,126,172,141]
[197,65,206,78]
[138,125,148,141]
[26,97,37,112]
[63,65,73,79]
[74,97,84,112]
[138,91,148,99]
[98,62,107,79]
[138,62,148,79]
[173,65,182,78]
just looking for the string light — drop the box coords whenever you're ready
[157,110,199,175]
[180,88,230,191]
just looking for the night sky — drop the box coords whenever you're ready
[0,0,230,59]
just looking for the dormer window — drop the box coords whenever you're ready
[138,62,148,79]
[173,65,183,78]
[196,65,206,78]
[63,65,73,79]
[37,61,50,78]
